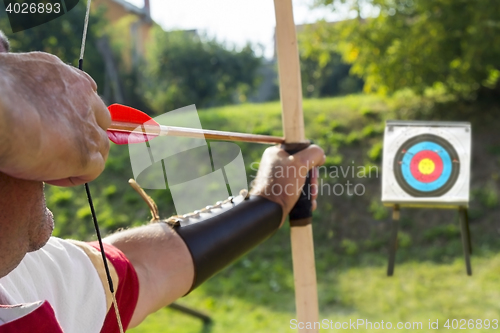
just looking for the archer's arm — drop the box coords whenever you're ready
[104,145,324,328]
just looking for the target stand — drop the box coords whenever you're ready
[381,121,472,276]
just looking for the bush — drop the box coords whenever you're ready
[142,28,262,112]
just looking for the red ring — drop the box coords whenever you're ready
[409,150,443,183]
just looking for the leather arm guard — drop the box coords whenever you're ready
[171,194,283,292]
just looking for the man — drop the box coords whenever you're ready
[0,31,325,332]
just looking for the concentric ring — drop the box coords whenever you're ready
[393,134,460,197]
[410,150,443,183]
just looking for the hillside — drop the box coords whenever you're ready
[44,94,500,332]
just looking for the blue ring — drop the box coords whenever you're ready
[400,142,452,192]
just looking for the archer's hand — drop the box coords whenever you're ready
[250,145,325,226]
[0,52,110,186]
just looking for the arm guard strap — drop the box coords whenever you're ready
[172,194,283,292]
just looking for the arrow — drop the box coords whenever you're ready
[106,104,284,145]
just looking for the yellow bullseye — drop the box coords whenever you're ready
[418,158,435,175]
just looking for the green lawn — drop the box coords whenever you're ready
[130,250,500,333]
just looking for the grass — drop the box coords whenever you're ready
[43,93,500,332]
[130,251,500,333]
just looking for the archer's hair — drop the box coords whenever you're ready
[0,30,10,52]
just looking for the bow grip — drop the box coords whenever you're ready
[282,142,313,227]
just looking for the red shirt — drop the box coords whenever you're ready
[0,238,139,333]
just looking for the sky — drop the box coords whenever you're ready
[125,0,354,58]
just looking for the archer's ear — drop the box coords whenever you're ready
[128,179,160,222]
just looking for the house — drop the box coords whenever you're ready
[90,0,154,103]
[92,0,153,67]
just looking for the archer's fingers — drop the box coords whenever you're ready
[50,122,109,187]
[311,167,319,201]
[45,149,107,186]
[311,167,319,211]
[87,118,111,177]
[45,148,107,187]
[69,62,98,92]
[90,92,111,131]
[45,178,86,187]
[312,199,317,211]
[80,70,98,92]
[294,145,325,170]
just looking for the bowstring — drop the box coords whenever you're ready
[85,184,124,333]
[78,0,91,66]
[79,1,125,332]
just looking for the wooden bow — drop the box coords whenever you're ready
[273,1,319,332]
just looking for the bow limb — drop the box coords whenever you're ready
[273,1,319,332]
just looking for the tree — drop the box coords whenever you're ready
[310,0,500,98]
[141,28,262,112]
[298,22,363,98]
[0,3,107,91]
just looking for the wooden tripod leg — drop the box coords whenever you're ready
[459,207,472,275]
[387,205,400,276]
[465,208,472,255]
[168,303,212,325]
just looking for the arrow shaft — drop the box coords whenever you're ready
[109,121,284,144]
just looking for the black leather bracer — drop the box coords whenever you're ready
[171,194,283,292]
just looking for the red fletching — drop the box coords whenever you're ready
[107,104,160,145]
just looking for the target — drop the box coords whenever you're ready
[381,121,471,207]
[393,134,460,197]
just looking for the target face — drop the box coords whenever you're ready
[382,121,471,207]
[393,134,460,197]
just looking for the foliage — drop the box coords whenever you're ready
[298,22,364,98]
[141,28,262,112]
[369,199,389,220]
[0,2,107,92]
[309,0,500,98]
[473,182,499,208]
[341,238,359,255]
[99,14,154,112]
